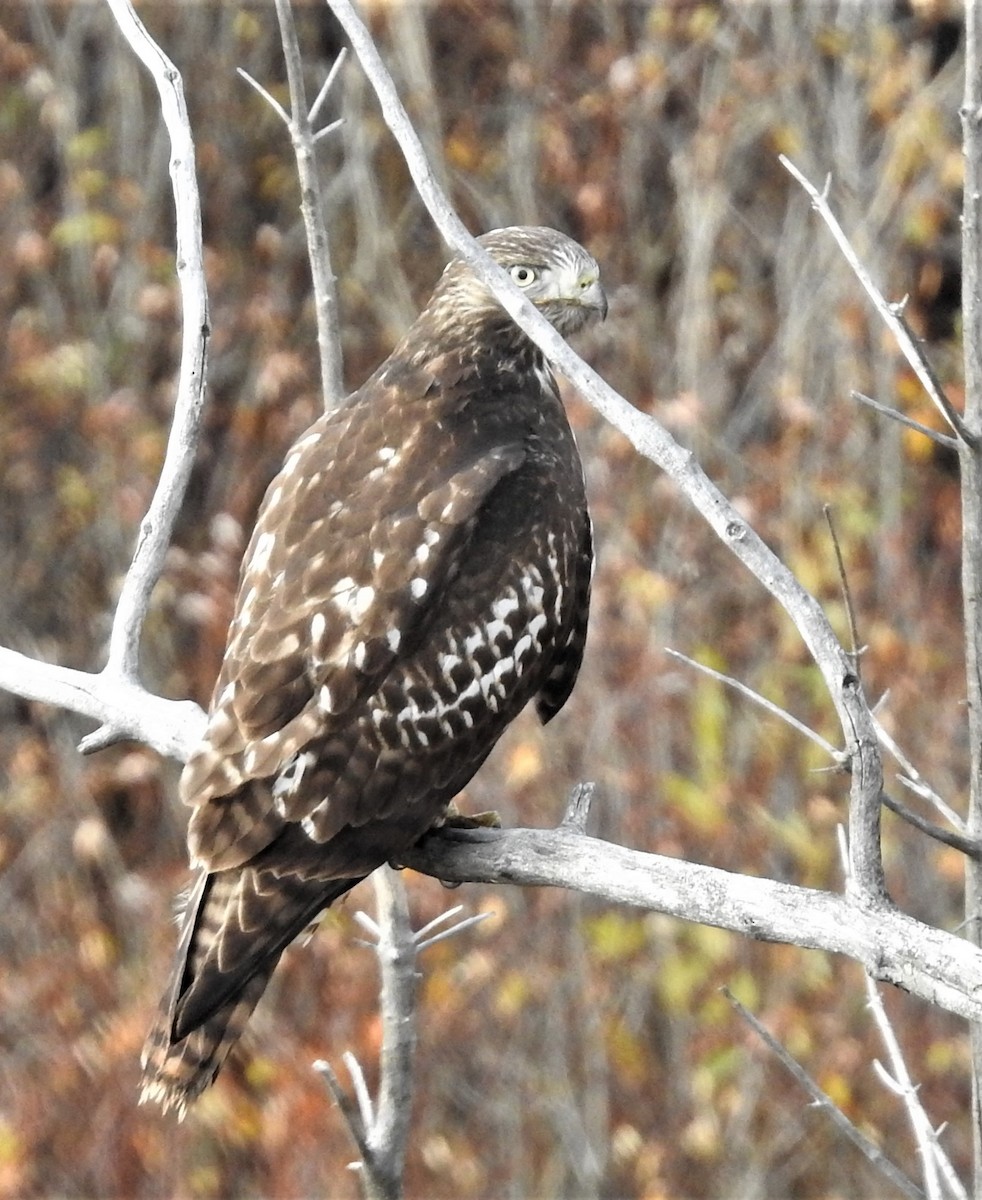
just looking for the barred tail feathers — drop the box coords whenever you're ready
[140,866,362,1116]
[140,959,275,1117]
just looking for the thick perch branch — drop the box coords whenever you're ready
[401,819,982,1025]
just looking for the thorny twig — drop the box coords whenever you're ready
[239,0,345,407]
[864,975,967,1200]
[723,986,924,1200]
[851,391,959,451]
[780,156,972,446]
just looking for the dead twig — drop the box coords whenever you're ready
[780,156,972,447]
[864,974,967,1200]
[823,504,864,687]
[239,0,345,408]
[723,986,924,1200]
[316,872,490,1199]
[665,648,844,762]
[851,391,959,451]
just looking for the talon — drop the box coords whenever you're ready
[441,802,502,830]
[439,824,502,843]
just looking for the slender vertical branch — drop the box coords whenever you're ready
[364,867,417,1199]
[102,0,210,682]
[266,8,412,1190]
[317,876,478,1198]
[959,4,982,1191]
[962,7,982,433]
[272,0,345,409]
[864,975,966,1200]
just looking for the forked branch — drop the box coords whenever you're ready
[0,0,213,759]
[239,0,345,408]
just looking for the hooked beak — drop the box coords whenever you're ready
[579,275,608,321]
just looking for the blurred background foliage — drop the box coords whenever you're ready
[0,0,973,1196]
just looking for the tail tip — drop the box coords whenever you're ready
[138,1075,191,1121]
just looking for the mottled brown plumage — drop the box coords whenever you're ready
[141,226,606,1115]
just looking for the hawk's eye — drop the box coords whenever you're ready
[509,265,537,287]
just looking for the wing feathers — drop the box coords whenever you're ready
[184,441,527,872]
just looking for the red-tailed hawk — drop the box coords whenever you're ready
[141,225,606,1114]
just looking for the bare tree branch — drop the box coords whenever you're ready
[824,503,864,684]
[237,66,291,123]
[666,653,979,857]
[959,8,982,1189]
[865,975,967,1200]
[255,9,416,1188]
[835,837,963,1200]
[851,391,959,451]
[0,0,213,760]
[325,0,887,909]
[880,792,981,860]
[780,155,972,446]
[102,0,211,681]
[874,714,966,833]
[272,0,345,408]
[314,1055,369,1143]
[401,819,982,1025]
[664,648,843,760]
[364,866,416,1200]
[318,871,488,1200]
[412,906,489,951]
[560,781,596,834]
[0,646,204,761]
[723,987,924,1200]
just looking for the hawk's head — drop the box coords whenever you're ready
[421,226,607,348]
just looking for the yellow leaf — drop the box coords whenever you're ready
[584,911,647,963]
[51,210,120,248]
[494,970,532,1018]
